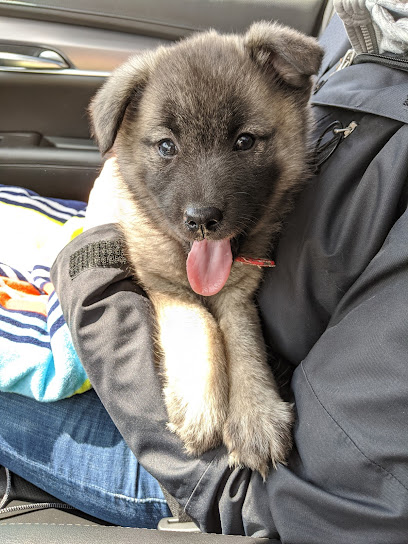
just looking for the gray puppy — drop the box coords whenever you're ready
[90,22,323,477]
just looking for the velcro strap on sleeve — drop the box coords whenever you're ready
[69,240,128,279]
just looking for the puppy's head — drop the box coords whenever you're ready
[90,22,323,295]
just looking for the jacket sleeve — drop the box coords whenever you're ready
[51,213,408,542]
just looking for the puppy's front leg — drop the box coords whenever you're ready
[150,290,228,456]
[209,292,293,478]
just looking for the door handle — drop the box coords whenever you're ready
[0,51,68,70]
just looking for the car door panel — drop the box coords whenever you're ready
[0,0,328,39]
[0,68,105,199]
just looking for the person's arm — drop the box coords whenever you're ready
[51,222,240,532]
[51,197,408,541]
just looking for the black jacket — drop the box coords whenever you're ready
[51,17,408,544]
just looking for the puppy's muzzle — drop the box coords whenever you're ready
[184,206,223,234]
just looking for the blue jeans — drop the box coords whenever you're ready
[0,389,171,527]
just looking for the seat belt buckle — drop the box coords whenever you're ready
[157,516,201,533]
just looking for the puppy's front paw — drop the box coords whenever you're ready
[165,387,227,456]
[223,399,294,479]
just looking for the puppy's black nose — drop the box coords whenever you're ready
[184,206,223,232]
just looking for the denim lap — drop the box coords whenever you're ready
[0,389,170,527]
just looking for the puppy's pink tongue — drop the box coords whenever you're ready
[187,239,233,296]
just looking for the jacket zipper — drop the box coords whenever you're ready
[353,52,408,73]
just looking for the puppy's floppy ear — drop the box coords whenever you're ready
[89,52,156,155]
[244,21,324,88]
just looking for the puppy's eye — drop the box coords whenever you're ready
[234,133,255,151]
[158,139,177,158]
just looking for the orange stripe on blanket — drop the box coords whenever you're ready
[0,276,52,316]
[0,277,39,295]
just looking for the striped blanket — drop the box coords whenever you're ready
[0,184,91,401]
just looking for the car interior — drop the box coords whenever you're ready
[0,1,334,542]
